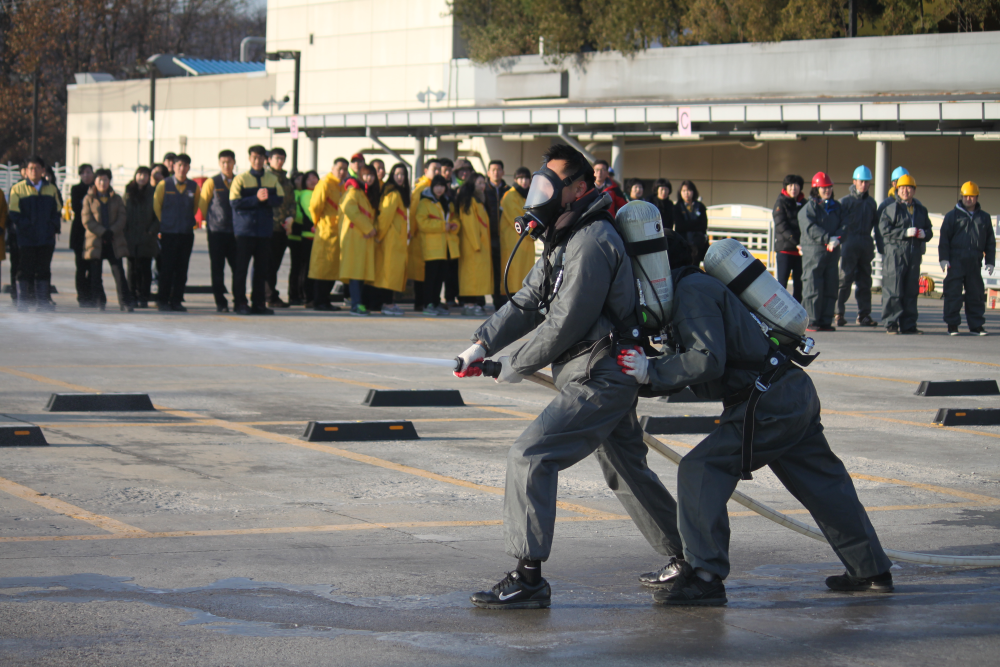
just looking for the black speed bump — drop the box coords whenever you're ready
[933,408,1000,427]
[45,393,156,412]
[303,420,419,442]
[640,415,721,435]
[363,389,464,407]
[0,424,48,446]
[915,379,999,397]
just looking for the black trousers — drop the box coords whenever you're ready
[942,257,987,330]
[313,279,336,308]
[127,257,153,304]
[90,242,132,308]
[157,233,194,307]
[412,281,424,311]
[75,247,98,304]
[7,233,20,300]
[207,230,237,309]
[424,259,448,308]
[288,238,313,304]
[776,252,803,303]
[490,237,507,308]
[234,235,271,308]
[16,244,55,282]
[265,230,289,303]
[445,258,459,304]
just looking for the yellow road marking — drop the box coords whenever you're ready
[0,367,97,393]
[0,476,151,538]
[256,364,390,390]
[849,472,1000,505]
[825,408,1000,440]
[464,403,539,420]
[931,357,1000,368]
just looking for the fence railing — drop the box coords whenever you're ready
[2,163,69,201]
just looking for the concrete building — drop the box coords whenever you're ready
[65,1,1000,215]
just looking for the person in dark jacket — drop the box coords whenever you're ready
[940,181,996,336]
[123,167,158,308]
[8,156,61,312]
[799,172,845,331]
[772,174,806,302]
[70,164,97,306]
[82,169,132,312]
[651,179,674,231]
[265,147,295,308]
[836,166,879,327]
[483,159,510,309]
[594,160,627,217]
[626,178,645,202]
[674,180,709,265]
[878,174,932,334]
[153,153,200,312]
[198,150,239,311]
[288,170,319,306]
[229,145,284,315]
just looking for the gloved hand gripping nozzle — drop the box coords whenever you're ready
[452,358,503,378]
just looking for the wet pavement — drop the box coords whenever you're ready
[1,236,999,665]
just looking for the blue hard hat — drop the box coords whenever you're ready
[891,166,909,181]
[853,165,873,181]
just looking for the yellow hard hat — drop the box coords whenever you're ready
[961,181,979,196]
[895,174,916,188]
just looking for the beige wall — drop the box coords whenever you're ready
[593,136,1000,216]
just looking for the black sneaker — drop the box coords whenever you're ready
[948,325,959,336]
[470,571,551,610]
[825,571,894,593]
[857,315,878,327]
[970,327,989,336]
[217,305,230,313]
[157,303,171,312]
[235,304,252,315]
[170,303,188,313]
[251,305,275,315]
[638,556,688,588]
[835,315,847,327]
[886,323,899,335]
[899,328,923,335]
[651,561,727,607]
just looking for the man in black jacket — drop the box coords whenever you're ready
[70,164,97,306]
[483,160,510,309]
[772,174,805,302]
[940,181,996,336]
[836,167,879,327]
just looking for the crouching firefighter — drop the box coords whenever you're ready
[453,144,684,609]
[618,239,895,606]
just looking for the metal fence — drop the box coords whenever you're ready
[1,163,70,201]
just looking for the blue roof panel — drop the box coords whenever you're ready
[174,58,265,76]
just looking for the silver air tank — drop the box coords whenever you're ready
[703,238,808,342]
[615,201,673,328]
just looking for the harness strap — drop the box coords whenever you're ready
[722,348,791,481]
[624,236,668,257]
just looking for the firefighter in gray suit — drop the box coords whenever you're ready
[454,144,683,610]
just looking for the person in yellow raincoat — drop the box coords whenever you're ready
[409,158,440,310]
[339,164,379,316]
[499,166,535,299]
[372,163,410,316]
[308,157,348,311]
[417,174,459,316]
[454,172,492,317]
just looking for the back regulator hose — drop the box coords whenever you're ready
[524,371,1000,567]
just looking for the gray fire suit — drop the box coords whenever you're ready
[474,192,683,562]
[940,202,996,330]
[645,269,891,580]
[799,198,845,328]
[837,185,877,319]
[879,197,933,331]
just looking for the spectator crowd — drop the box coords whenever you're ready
[0,151,994,333]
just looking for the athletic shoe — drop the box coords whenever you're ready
[313,303,340,312]
[157,303,172,312]
[886,324,899,335]
[948,325,960,336]
[970,327,989,336]
[857,315,878,327]
[899,328,923,335]
[472,305,486,317]
[470,571,551,610]
[235,304,252,315]
[170,304,188,313]
[383,304,404,317]
[485,304,496,314]
[825,571,894,593]
[217,305,230,313]
[422,305,439,317]
[350,304,370,317]
[461,304,477,316]
[835,315,847,327]
[435,305,451,316]
[638,556,689,588]
[651,561,727,606]
[250,305,274,315]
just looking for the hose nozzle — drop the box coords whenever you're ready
[453,357,502,378]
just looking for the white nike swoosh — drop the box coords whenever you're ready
[498,591,521,601]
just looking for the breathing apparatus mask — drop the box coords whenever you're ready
[513,166,586,241]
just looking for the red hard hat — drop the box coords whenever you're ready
[811,172,833,188]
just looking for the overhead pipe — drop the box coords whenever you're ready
[556,124,598,164]
[240,36,265,63]
[524,371,1000,567]
[365,127,410,173]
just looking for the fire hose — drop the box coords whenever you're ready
[458,358,1000,567]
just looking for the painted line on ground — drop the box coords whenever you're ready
[0,367,97,393]
[825,408,1000,440]
[0,476,151,538]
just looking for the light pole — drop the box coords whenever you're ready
[265,50,301,172]
[145,55,158,166]
[131,103,149,169]
[416,87,445,110]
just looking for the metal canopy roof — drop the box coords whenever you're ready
[174,57,265,76]
[250,96,1000,141]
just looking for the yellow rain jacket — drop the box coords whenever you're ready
[416,190,459,261]
[338,183,376,282]
[0,189,7,260]
[457,198,492,297]
[374,186,408,293]
[499,186,534,293]
[308,173,343,281]
[408,176,430,281]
